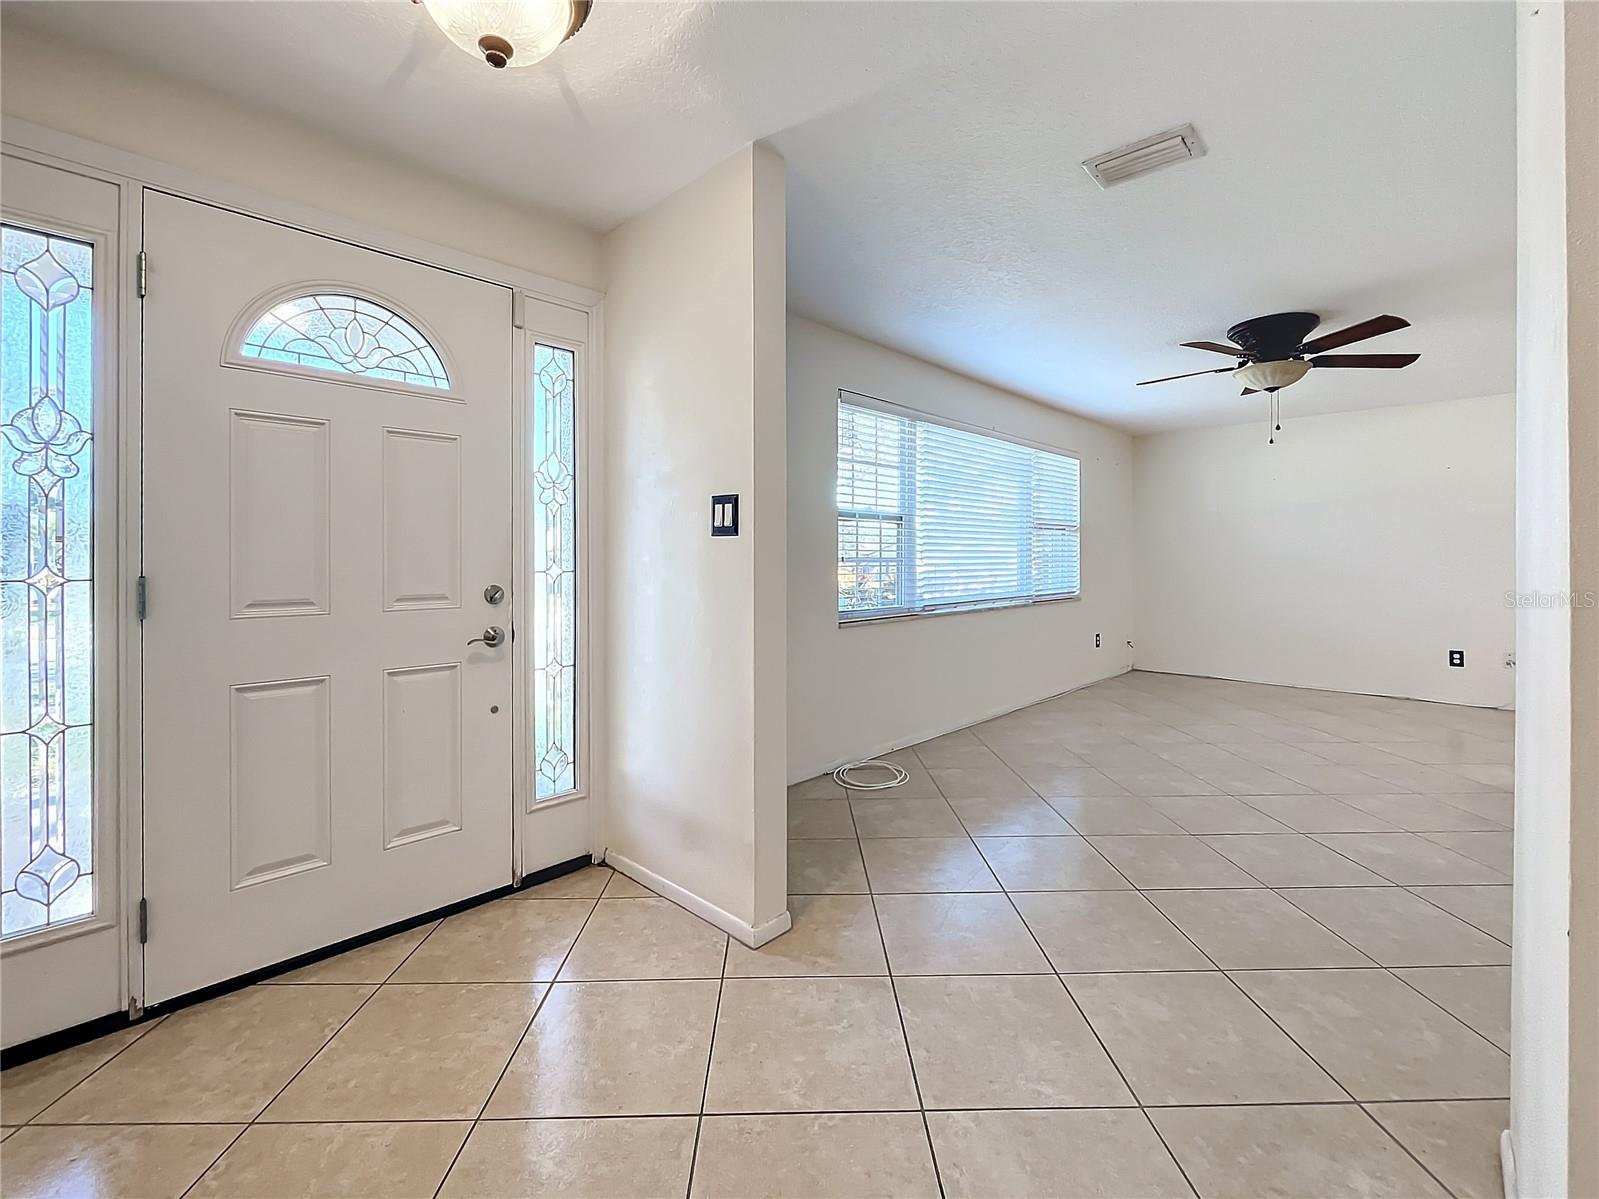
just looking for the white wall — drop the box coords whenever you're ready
[600,144,788,943]
[1133,394,1516,708]
[0,22,600,290]
[787,317,1135,781]
[1511,2,1597,1195]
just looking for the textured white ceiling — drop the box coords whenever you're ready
[8,0,1515,431]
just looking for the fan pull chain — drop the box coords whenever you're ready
[1268,392,1275,445]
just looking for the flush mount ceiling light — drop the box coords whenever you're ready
[420,0,591,69]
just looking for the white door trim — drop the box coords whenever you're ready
[0,118,605,1026]
[0,155,134,1043]
[0,119,603,310]
[514,304,599,880]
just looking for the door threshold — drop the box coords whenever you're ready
[0,854,594,1070]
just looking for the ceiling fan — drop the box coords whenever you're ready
[1137,311,1420,395]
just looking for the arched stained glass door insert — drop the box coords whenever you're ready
[1,223,97,939]
[237,292,450,390]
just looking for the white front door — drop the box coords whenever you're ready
[140,193,515,1004]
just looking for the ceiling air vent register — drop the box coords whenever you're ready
[1083,124,1206,189]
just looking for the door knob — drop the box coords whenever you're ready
[468,626,505,648]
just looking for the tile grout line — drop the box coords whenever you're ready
[1217,952,1508,1091]
[963,698,1482,1194]
[1136,1108,1203,1199]
[429,888,605,1199]
[1202,943,1485,1196]
[18,1013,169,1127]
[1261,876,1516,1057]
[177,976,394,1199]
[1350,1100,1468,1199]
[14,916,426,1134]
[16,1096,1515,1128]
[1299,830,1510,891]
[681,933,731,1199]
[930,762,1206,1199]
[27,924,433,1196]
[1402,883,1514,946]
[856,772,947,1199]
[17,685,1511,1194]
[949,763,1203,1199]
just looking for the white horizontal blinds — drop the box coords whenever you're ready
[837,404,912,613]
[837,397,1081,618]
[1030,450,1081,597]
[914,420,1035,606]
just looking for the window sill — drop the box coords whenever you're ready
[839,593,1081,628]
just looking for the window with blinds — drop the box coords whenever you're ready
[837,394,1081,621]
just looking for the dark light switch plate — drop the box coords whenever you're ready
[711,494,739,537]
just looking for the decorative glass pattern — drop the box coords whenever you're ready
[239,293,450,390]
[1,224,97,939]
[531,343,577,800]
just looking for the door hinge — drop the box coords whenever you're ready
[137,897,149,944]
[136,575,147,621]
[136,250,148,299]
[511,290,526,330]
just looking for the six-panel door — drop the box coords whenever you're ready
[140,192,516,1004]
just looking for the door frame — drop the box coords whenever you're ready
[0,117,606,1022]
[0,154,133,1046]
[512,304,600,879]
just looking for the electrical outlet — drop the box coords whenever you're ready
[1095,633,1102,648]
[1448,649,1465,668]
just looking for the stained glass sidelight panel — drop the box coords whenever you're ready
[239,293,449,390]
[531,343,577,800]
[1,223,97,939]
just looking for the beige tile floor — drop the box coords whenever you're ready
[1,672,1512,1197]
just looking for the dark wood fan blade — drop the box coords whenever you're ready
[1309,353,1421,369]
[1299,314,1409,354]
[1180,340,1252,357]
[1137,366,1236,386]
[1241,388,1259,395]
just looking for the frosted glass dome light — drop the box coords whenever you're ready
[1234,358,1313,393]
[421,0,592,69]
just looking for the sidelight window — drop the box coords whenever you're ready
[1,224,98,938]
[531,342,577,800]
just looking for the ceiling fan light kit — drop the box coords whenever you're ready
[1234,358,1311,392]
[421,0,591,68]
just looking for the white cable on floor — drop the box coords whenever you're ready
[832,758,910,791]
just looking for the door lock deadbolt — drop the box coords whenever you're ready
[483,584,505,605]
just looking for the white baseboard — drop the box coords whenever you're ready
[1130,664,1514,713]
[602,852,791,949]
[748,908,793,946]
[788,664,1133,784]
[1500,1128,1518,1199]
